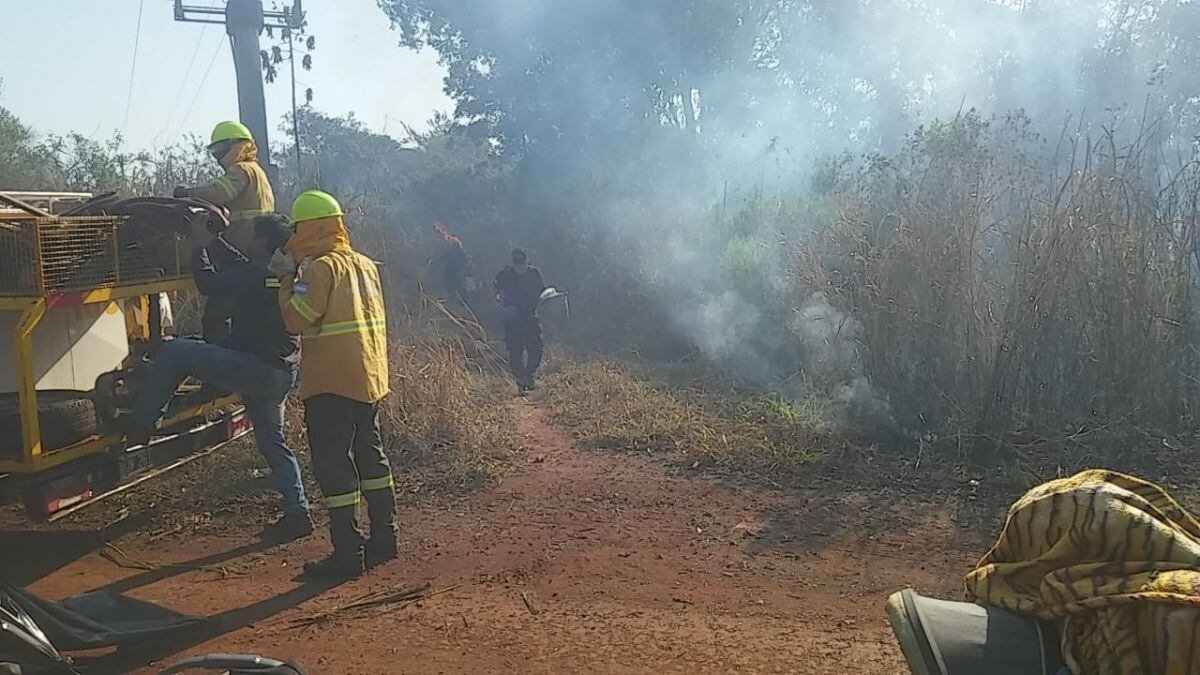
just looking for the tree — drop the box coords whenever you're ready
[379,0,1200,187]
[0,105,53,190]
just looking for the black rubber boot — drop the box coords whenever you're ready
[301,508,365,580]
[364,537,398,569]
[364,491,398,569]
[302,549,363,581]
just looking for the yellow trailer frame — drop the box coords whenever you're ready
[0,278,242,474]
[0,211,241,478]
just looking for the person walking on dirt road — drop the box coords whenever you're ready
[274,190,397,581]
[125,215,311,543]
[174,120,275,344]
[494,248,545,394]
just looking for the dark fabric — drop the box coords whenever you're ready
[440,243,469,297]
[303,395,396,553]
[504,317,543,383]
[2,583,204,651]
[192,237,301,370]
[201,295,233,345]
[0,584,64,671]
[493,265,545,318]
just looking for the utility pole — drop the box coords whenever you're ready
[174,0,303,187]
[288,32,303,180]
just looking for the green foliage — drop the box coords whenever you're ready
[379,0,1200,187]
[765,396,797,424]
[0,106,52,189]
[0,101,216,196]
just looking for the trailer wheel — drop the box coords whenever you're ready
[0,392,99,455]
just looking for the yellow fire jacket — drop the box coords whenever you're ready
[179,139,275,251]
[278,216,389,403]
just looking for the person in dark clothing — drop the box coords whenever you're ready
[494,248,545,394]
[440,238,471,301]
[126,215,312,542]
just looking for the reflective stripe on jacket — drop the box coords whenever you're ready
[279,248,389,403]
[180,140,275,252]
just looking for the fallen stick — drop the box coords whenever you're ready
[340,584,429,613]
[520,590,538,615]
[286,583,463,629]
[100,542,252,578]
[148,524,186,543]
[101,543,159,571]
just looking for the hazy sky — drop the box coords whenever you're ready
[1,0,452,151]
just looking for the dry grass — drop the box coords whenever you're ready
[377,338,520,503]
[541,360,830,480]
[1,334,519,535]
[538,355,1200,534]
[795,112,1200,457]
[21,433,283,536]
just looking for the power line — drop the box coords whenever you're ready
[120,0,147,139]
[153,25,209,144]
[154,0,223,144]
[176,35,229,137]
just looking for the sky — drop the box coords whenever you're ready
[0,0,452,151]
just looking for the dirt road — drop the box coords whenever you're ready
[28,401,981,674]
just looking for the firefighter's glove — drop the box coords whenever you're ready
[268,249,297,278]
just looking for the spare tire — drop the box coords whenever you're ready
[0,392,99,458]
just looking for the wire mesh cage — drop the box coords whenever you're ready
[0,216,187,296]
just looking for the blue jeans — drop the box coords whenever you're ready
[132,339,309,515]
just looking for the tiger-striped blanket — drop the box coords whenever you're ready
[965,470,1200,674]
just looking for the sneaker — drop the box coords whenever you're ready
[302,551,363,581]
[112,412,152,446]
[261,512,313,543]
[516,381,528,396]
[523,378,537,391]
[364,537,398,569]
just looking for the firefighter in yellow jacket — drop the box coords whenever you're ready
[272,190,396,580]
[175,120,275,343]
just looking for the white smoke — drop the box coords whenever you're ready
[791,292,861,382]
[790,292,909,442]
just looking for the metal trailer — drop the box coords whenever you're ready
[0,192,251,520]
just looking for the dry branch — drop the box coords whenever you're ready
[286,583,464,628]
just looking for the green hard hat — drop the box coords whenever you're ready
[291,190,343,223]
[210,120,254,145]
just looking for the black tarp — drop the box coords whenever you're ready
[1,582,205,657]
